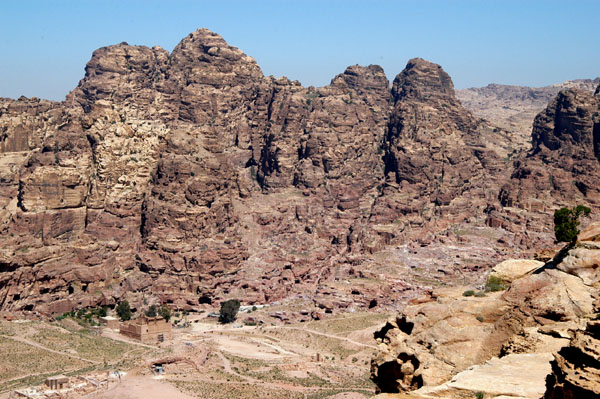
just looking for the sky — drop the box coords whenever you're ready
[1,0,599,101]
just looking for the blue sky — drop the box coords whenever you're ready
[1,0,599,101]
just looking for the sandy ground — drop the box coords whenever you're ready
[96,375,196,399]
[2,311,386,399]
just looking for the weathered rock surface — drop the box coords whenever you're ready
[544,320,600,398]
[416,353,554,399]
[500,88,600,211]
[371,234,600,398]
[490,259,544,282]
[0,29,599,315]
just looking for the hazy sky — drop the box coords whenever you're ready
[1,0,599,101]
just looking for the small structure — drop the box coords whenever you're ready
[120,315,172,344]
[100,315,120,330]
[45,375,68,390]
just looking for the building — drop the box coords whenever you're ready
[45,375,68,390]
[119,315,172,344]
[100,315,120,330]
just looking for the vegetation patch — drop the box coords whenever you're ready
[485,275,507,292]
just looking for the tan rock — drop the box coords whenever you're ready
[544,320,600,398]
[491,259,544,282]
[417,353,553,399]
[557,242,600,287]
[503,269,595,321]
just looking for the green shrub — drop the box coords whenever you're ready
[116,301,132,321]
[485,275,507,292]
[554,205,591,243]
[474,291,487,297]
[219,299,241,324]
[462,290,475,297]
[475,392,485,399]
[145,305,158,317]
[159,305,171,322]
[476,316,485,322]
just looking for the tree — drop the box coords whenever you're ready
[159,305,171,322]
[145,304,158,317]
[554,205,591,243]
[97,306,108,318]
[219,299,240,324]
[116,300,132,321]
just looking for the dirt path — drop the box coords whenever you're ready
[0,365,92,391]
[269,326,376,349]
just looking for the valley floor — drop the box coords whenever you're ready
[0,310,388,399]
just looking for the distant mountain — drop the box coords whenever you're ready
[457,78,600,144]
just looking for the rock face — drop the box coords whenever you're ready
[0,28,599,314]
[372,58,506,240]
[544,320,600,399]
[489,85,600,250]
[500,88,600,210]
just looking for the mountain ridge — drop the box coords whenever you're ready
[0,28,598,317]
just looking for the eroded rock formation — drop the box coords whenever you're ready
[545,320,600,399]
[0,28,599,315]
[371,223,600,398]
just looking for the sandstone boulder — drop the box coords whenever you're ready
[490,259,544,282]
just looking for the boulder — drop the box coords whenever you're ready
[491,259,544,282]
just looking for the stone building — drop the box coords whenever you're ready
[45,375,69,389]
[100,315,120,329]
[119,315,172,344]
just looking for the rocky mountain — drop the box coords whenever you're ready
[457,78,600,147]
[0,28,599,315]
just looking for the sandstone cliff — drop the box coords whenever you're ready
[0,29,598,315]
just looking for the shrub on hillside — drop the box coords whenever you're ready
[554,205,591,243]
[485,275,507,292]
[219,299,240,324]
[116,301,132,321]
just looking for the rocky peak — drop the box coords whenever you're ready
[68,43,169,111]
[531,88,599,159]
[168,28,263,86]
[391,57,455,102]
[498,87,600,225]
[330,64,389,95]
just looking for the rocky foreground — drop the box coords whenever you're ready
[370,223,600,399]
[0,28,599,315]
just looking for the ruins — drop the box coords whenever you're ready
[119,315,173,344]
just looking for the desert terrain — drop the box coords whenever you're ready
[0,309,390,399]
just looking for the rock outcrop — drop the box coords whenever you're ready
[0,29,599,315]
[371,224,600,398]
[500,88,600,210]
[544,320,600,399]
